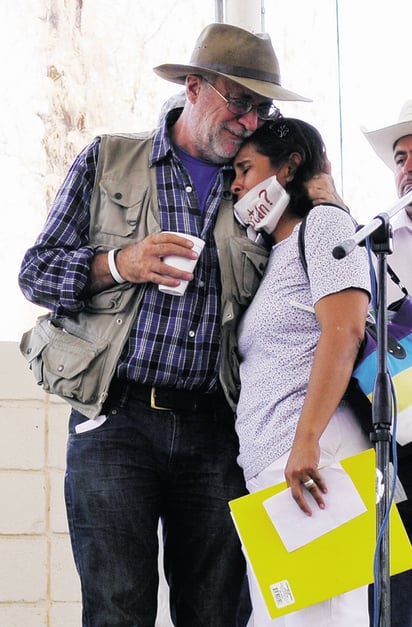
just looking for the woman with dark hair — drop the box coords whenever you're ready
[231,118,372,626]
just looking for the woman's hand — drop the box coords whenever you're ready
[285,288,369,515]
[284,438,327,516]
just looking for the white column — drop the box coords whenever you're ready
[217,0,265,31]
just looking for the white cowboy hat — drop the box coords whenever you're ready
[362,100,412,170]
[153,23,311,102]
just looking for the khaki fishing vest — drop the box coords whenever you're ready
[21,132,269,418]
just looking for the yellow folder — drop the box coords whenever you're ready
[229,449,412,619]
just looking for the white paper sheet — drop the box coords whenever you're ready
[262,463,367,552]
[75,414,108,434]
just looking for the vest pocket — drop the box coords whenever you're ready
[229,238,269,304]
[97,178,149,237]
[84,282,136,313]
[20,315,108,404]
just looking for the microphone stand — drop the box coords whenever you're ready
[333,187,412,627]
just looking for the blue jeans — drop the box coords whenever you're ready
[64,384,248,627]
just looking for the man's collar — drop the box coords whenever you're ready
[393,206,412,230]
[151,113,233,174]
[150,117,176,166]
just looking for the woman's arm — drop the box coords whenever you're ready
[284,287,369,515]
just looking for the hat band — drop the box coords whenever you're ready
[189,62,281,86]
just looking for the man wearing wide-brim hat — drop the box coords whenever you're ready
[19,22,343,627]
[363,101,412,627]
[362,101,412,303]
[153,22,310,164]
[154,22,311,102]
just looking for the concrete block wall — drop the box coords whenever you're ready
[0,342,171,627]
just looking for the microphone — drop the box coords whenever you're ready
[333,224,365,259]
[333,188,412,259]
[333,238,357,259]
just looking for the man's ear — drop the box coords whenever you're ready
[285,152,303,181]
[186,75,203,103]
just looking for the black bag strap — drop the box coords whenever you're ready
[297,203,350,274]
[387,264,409,296]
[298,207,408,296]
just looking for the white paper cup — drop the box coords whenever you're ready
[159,233,205,296]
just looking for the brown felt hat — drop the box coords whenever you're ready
[153,23,311,102]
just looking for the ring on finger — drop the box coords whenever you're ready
[303,478,315,489]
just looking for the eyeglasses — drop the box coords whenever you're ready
[205,80,281,121]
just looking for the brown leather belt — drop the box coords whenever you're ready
[113,380,221,413]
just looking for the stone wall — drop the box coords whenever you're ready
[0,342,173,626]
[5,1,412,624]
[6,0,213,343]
[3,4,213,623]
[0,342,81,626]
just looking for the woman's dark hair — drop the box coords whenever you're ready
[243,118,327,217]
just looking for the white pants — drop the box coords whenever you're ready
[245,404,371,627]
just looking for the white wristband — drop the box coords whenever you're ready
[107,248,126,284]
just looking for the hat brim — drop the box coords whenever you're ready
[362,120,412,171]
[153,64,311,102]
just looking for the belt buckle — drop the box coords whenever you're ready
[150,386,172,411]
